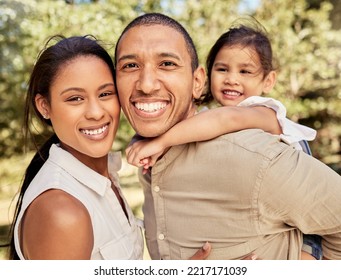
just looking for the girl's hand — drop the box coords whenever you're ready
[126,138,165,170]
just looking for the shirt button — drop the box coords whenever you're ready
[158,233,165,240]
[154,186,160,192]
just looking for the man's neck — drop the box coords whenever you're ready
[186,103,198,119]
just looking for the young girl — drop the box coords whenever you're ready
[8,35,145,260]
[126,23,316,171]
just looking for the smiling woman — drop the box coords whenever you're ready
[6,35,144,260]
[35,55,119,161]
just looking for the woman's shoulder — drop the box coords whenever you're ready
[21,189,93,259]
[27,189,91,228]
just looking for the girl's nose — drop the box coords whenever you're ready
[224,72,240,85]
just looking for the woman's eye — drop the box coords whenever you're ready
[99,91,114,98]
[66,96,83,102]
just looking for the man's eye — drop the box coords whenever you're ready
[161,61,176,67]
[123,63,138,69]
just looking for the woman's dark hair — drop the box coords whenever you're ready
[201,19,275,104]
[8,35,115,259]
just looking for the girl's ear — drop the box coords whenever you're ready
[192,65,206,100]
[35,94,50,119]
[262,70,277,94]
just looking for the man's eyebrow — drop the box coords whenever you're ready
[159,52,181,60]
[117,52,181,62]
[117,54,137,63]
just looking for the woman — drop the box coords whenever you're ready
[8,35,144,259]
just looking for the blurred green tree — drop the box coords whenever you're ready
[254,0,341,171]
[0,0,340,173]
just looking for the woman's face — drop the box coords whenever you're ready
[37,55,120,166]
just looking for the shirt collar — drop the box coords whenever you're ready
[48,144,121,196]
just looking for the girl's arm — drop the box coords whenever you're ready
[126,106,281,169]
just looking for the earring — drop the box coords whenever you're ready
[43,113,49,119]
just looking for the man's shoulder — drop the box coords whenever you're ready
[202,129,290,159]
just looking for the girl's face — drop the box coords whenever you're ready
[36,55,120,168]
[210,45,276,106]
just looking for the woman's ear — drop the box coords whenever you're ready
[192,65,206,100]
[262,70,277,94]
[35,94,50,119]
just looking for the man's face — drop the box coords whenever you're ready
[116,24,204,137]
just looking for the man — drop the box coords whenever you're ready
[115,13,341,260]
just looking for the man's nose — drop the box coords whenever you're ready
[136,66,161,94]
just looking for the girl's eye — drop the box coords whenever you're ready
[240,69,252,74]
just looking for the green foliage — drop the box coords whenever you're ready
[0,0,340,173]
[254,0,341,169]
[0,0,161,157]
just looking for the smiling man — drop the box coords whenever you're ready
[115,15,204,138]
[115,13,341,260]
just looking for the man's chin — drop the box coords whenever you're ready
[136,126,168,138]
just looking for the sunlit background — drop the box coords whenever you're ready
[1,0,340,259]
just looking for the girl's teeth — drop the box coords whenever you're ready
[223,91,241,96]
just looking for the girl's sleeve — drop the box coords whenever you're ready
[238,96,317,146]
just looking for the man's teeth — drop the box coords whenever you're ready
[81,125,108,135]
[223,91,241,96]
[135,102,166,112]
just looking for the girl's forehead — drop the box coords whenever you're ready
[217,45,261,64]
[222,44,258,55]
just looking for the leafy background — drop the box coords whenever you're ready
[0,0,340,259]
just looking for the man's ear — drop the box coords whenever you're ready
[192,65,206,100]
[262,70,277,94]
[35,94,50,119]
